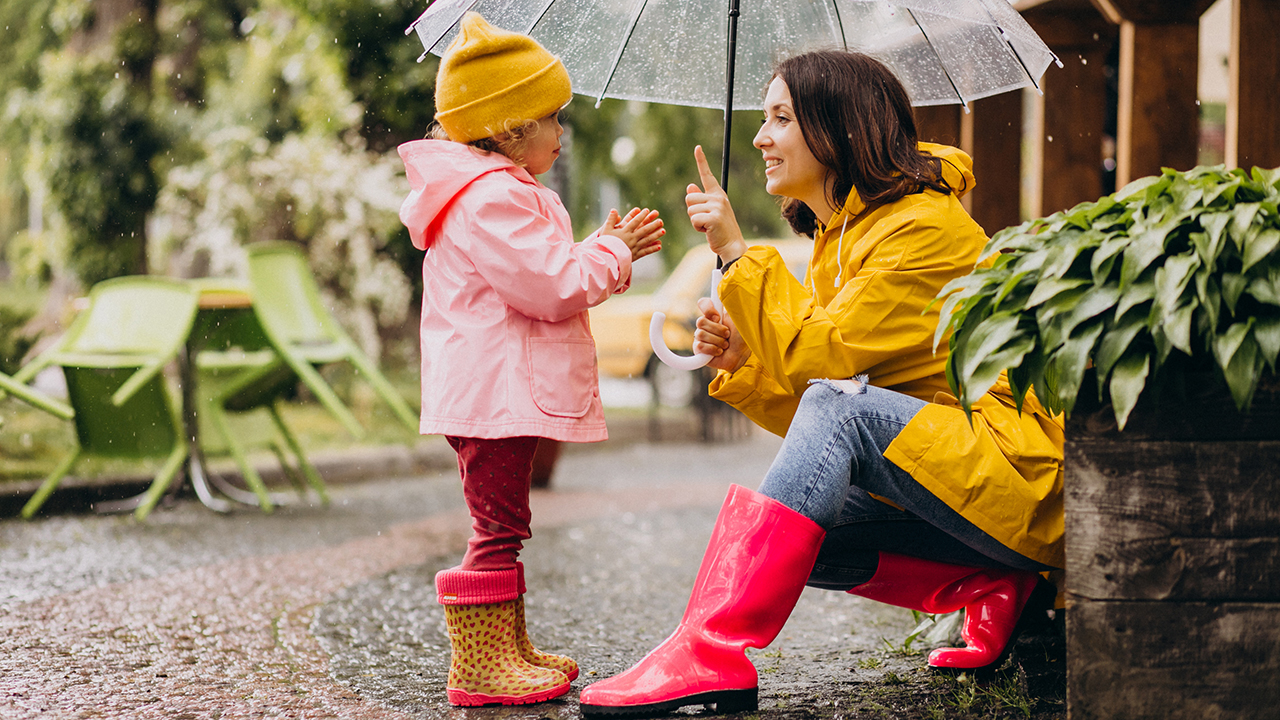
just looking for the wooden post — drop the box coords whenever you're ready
[915,104,973,214]
[1226,0,1280,171]
[962,91,1024,235]
[1104,0,1216,186]
[914,105,963,148]
[1021,0,1117,214]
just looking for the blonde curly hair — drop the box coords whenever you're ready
[429,115,543,168]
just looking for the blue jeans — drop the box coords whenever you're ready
[757,381,1053,591]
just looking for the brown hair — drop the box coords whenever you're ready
[428,115,543,167]
[771,50,955,237]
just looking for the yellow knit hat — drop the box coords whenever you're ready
[434,13,572,143]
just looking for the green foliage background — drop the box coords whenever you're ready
[0,0,790,361]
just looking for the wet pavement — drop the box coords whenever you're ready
[0,418,1065,719]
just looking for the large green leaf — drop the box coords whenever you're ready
[1254,315,1280,371]
[1251,166,1280,189]
[1161,301,1198,355]
[962,332,1036,411]
[1120,226,1173,288]
[1047,319,1105,414]
[1114,277,1155,319]
[1109,351,1151,431]
[957,313,1025,382]
[1222,272,1250,314]
[1091,234,1129,284]
[1026,276,1091,308]
[1221,330,1261,411]
[1115,174,1164,202]
[1154,252,1200,315]
[1213,320,1255,370]
[1094,314,1146,380]
[1246,273,1280,307]
[1243,228,1280,273]
[1198,212,1232,261]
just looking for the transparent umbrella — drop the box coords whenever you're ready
[406,0,1060,369]
[408,0,1060,167]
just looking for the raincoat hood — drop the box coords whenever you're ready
[822,142,977,231]
[398,139,534,251]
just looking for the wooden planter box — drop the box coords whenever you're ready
[1064,375,1280,719]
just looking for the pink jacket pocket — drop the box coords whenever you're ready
[528,337,598,418]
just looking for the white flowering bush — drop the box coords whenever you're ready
[150,127,411,361]
[147,5,413,362]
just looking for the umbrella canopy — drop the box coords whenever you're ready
[408,0,1059,112]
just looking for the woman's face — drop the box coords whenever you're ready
[753,77,833,217]
[519,110,564,176]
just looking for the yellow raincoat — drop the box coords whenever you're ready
[709,143,1064,569]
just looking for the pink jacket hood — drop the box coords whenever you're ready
[399,139,532,251]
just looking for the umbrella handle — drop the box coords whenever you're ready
[649,269,725,371]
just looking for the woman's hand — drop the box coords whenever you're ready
[686,146,748,265]
[693,296,751,373]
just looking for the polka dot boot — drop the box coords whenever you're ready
[514,595,579,681]
[443,599,570,706]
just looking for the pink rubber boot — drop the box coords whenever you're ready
[847,552,1052,672]
[579,484,825,716]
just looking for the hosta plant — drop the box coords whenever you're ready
[935,165,1280,429]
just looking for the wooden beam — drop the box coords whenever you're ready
[1103,0,1217,23]
[1227,0,1280,171]
[1115,20,1201,186]
[962,91,1024,234]
[1068,601,1280,719]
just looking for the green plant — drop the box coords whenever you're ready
[936,165,1280,428]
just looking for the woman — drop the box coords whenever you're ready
[579,50,1063,716]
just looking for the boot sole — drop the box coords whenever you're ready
[580,687,757,717]
[447,680,571,707]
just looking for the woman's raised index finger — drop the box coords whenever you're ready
[693,145,721,193]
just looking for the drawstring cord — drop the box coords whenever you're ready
[834,215,849,289]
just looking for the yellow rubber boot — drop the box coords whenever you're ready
[514,595,579,681]
[444,599,570,706]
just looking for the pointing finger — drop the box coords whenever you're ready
[693,145,721,194]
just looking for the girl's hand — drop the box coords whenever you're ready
[686,145,748,265]
[693,296,751,373]
[600,208,664,262]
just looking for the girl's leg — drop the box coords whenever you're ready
[437,436,569,706]
[447,435,539,572]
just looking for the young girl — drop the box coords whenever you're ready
[396,12,664,708]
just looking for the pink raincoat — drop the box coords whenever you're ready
[398,139,632,442]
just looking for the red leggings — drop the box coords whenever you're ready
[446,436,540,572]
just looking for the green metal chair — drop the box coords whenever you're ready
[188,279,329,512]
[12,276,198,520]
[245,242,418,438]
[0,370,75,422]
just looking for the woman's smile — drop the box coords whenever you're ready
[753,77,836,220]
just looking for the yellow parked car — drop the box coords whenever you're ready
[589,238,813,406]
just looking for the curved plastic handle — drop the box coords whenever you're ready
[650,268,725,370]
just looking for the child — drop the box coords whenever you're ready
[396,12,664,708]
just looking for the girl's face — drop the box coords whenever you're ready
[753,77,835,220]
[518,110,564,176]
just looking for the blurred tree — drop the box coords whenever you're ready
[6,0,167,286]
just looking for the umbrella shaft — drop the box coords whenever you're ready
[721,0,740,191]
